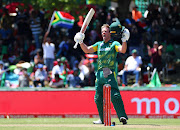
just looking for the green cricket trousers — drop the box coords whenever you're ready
[94,70,128,123]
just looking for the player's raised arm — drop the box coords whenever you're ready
[74,32,95,53]
[120,28,130,53]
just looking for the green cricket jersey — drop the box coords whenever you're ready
[92,39,121,70]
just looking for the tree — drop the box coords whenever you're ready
[22,0,88,21]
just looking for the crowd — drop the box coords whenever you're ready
[0,1,179,88]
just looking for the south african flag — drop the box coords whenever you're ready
[51,11,75,29]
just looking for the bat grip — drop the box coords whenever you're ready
[73,42,79,49]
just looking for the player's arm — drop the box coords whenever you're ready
[118,28,130,53]
[118,42,127,54]
[80,43,95,53]
[74,32,95,53]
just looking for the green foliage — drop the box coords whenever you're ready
[86,0,108,6]
[21,0,88,21]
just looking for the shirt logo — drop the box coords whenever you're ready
[100,48,110,51]
[100,42,104,46]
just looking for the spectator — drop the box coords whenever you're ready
[122,49,142,86]
[34,49,43,65]
[18,68,30,87]
[98,6,108,25]
[128,24,142,55]
[147,41,163,73]
[60,56,70,70]
[132,6,142,22]
[42,31,55,72]
[86,62,96,86]
[124,12,136,29]
[49,73,64,88]
[56,36,69,58]
[107,9,116,25]
[16,7,30,48]
[0,8,13,29]
[65,68,82,88]
[79,58,90,82]
[33,64,47,87]
[30,10,42,49]
[8,51,17,65]
[73,60,79,71]
[33,49,43,72]
[60,58,70,86]
[51,59,63,79]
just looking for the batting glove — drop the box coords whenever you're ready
[74,32,85,44]
[121,28,130,42]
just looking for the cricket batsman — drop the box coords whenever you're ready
[74,21,130,125]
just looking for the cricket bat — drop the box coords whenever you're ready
[73,8,95,49]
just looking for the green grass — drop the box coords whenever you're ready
[0,118,180,130]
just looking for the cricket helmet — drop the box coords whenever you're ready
[110,21,125,38]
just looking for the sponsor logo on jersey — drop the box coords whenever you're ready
[100,48,111,51]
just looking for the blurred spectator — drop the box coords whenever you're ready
[49,73,64,88]
[98,6,108,25]
[60,56,70,69]
[79,58,90,82]
[124,12,136,30]
[65,68,82,88]
[128,24,142,55]
[0,24,13,43]
[56,36,69,58]
[160,1,170,23]
[33,64,47,87]
[107,9,116,25]
[18,47,30,62]
[0,8,13,29]
[73,60,79,70]
[86,61,96,86]
[34,49,43,65]
[16,7,31,48]
[132,6,142,22]
[60,58,71,86]
[122,49,142,86]
[8,51,17,65]
[30,10,42,49]
[28,41,36,61]
[129,0,136,12]
[42,31,55,72]
[147,41,163,73]
[52,58,63,79]
[33,49,43,72]
[18,68,30,87]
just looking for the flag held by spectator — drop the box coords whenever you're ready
[51,11,75,29]
[147,68,161,87]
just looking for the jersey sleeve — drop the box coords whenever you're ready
[114,41,121,52]
[92,42,100,52]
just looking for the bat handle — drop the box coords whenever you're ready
[73,42,79,49]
